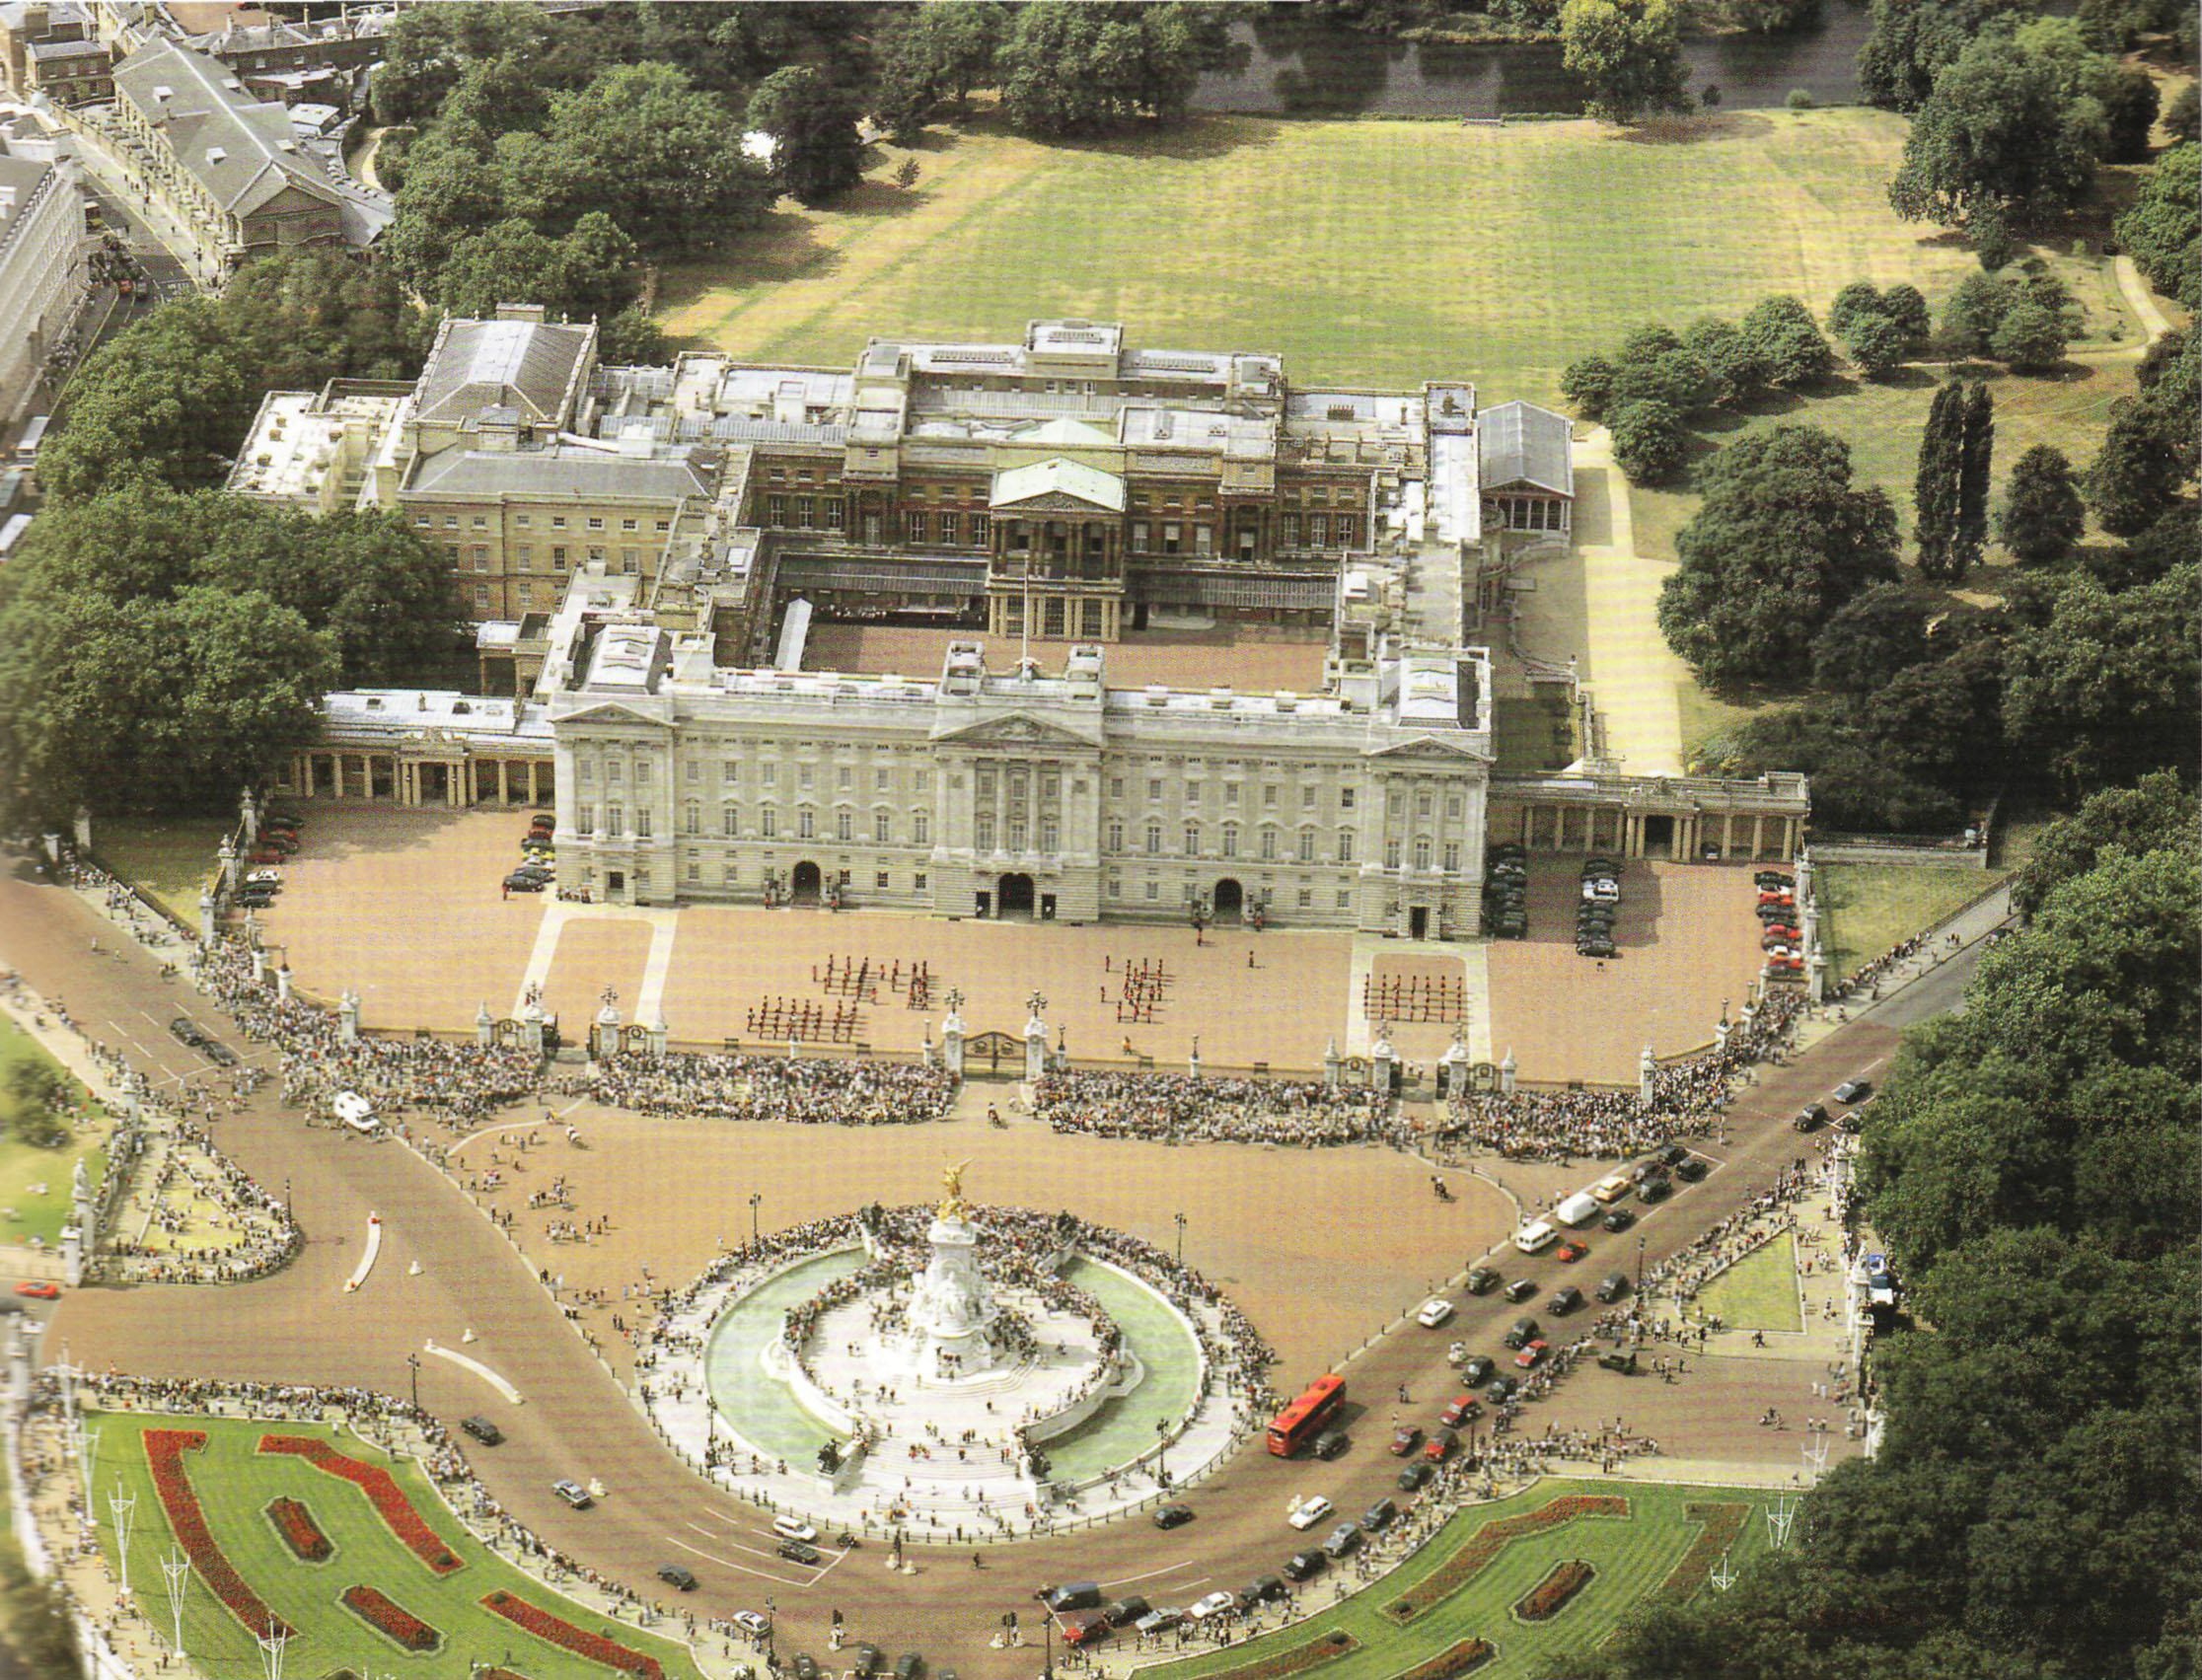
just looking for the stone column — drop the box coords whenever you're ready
[528,761,540,805]
[337,989,359,1044]
[594,1000,622,1059]
[1023,1008,1047,1083]
[647,1014,669,1060]
[1500,1047,1517,1095]
[301,754,316,799]
[1716,1017,1732,1056]
[476,1001,496,1049]
[1440,1031,1468,1101]
[60,1225,81,1289]
[1322,1037,1341,1091]
[1638,1044,1656,1105]
[73,805,93,855]
[942,1005,965,1079]
[275,965,292,1003]
[520,998,547,1058]
[1188,1035,1203,1080]
[240,785,257,848]
[498,760,510,805]
[1371,1029,1394,1094]
[250,946,267,986]
[197,892,216,952]
[218,836,239,893]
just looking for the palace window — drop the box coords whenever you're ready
[1340,788,1356,810]
[976,816,995,850]
[1386,840,1402,869]
[724,761,740,784]
[1107,820,1124,849]
[798,809,815,840]
[1443,840,1461,872]
[1221,824,1239,859]
[1414,838,1431,870]
[1145,823,1161,855]
[723,807,740,838]
[684,802,700,836]
[1338,830,1355,863]
[906,510,925,543]
[837,810,852,841]
[875,812,891,843]
[1184,822,1200,855]
[1040,819,1058,852]
[577,804,595,835]
[1260,828,1278,861]
[635,809,652,839]
[913,813,929,844]
[605,804,624,838]
[761,808,776,838]
[1298,829,1316,862]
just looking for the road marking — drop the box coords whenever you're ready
[1101,1561,1205,1589]
[685,1521,791,1562]
[340,1212,381,1292]
[422,1340,522,1403]
[662,1534,810,1586]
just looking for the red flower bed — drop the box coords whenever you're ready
[1400,1640,1495,1680]
[143,1429,293,1641]
[1206,1629,1360,1680]
[480,1670,536,1680]
[256,1435,462,1573]
[1657,1502,1750,1603]
[265,1497,330,1563]
[481,1591,665,1679]
[1514,1559,1594,1621]
[341,1583,440,1651]
[1386,1494,1629,1623]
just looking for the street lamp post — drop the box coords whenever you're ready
[1154,1417,1169,1487]
[1636,1235,1647,1296]
[405,1351,420,1412]
[749,1193,763,1246]
[1174,1211,1186,1267]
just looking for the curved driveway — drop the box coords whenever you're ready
[1,867,1981,1674]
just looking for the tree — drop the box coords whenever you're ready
[1656,425,1902,686]
[1827,280,1887,338]
[1681,316,1770,405]
[34,303,250,501]
[1810,581,1939,690]
[1558,0,1693,122]
[1739,294,1834,386]
[1559,353,1619,417]
[2001,562,2200,793]
[996,3,1219,136]
[1858,0,1996,112]
[1609,326,1719,411]
[1941,269,2012,355]
[1997,444,2086,562]
[1887,34,2101,230]
[1954,380,1996,574]
[1914,381,1965,578]
[748,66,866,205]
[1843,310,1909,377]
[2086,503,2196,591]
[1606,399,1689,482]
[2113,143,2199,307]
[1988,296,2071,369]
[2166,80,2200,144]
[371,0,558,126]
[2011,770,2198,919]
[1880,282,1933,343]
[2084,401,2188,536]
[2134,327,2197,475]
[873,1,1003,139]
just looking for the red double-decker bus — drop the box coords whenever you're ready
[1267,1374,1346,1456]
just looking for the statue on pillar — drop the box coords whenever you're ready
[938,1159,971,1222]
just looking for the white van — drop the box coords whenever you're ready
[1512,1219,1559,1254]
[771,1514,818,1543]
[1555,1192,1602,1228]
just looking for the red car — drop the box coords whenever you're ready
[1757,889,1795,908]
[1439,1394,1480,1428]
[1763,923,1801,941]
[1556,1239,1590,1264]
[14,1281,58,1299]
[1423,1426,1457,1462]
[1513,1338,1549,1369]
[1389,1424,1422,1456]
[249,845,287,865]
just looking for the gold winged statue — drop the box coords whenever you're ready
[939,1158,972,1221]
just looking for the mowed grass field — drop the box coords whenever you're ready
[86,1412,708,1680]
[1817,861,1994,978]
[0,1013,107,1250]
[1144,1478,1782,1680]
[1697,1233,1803,1334]
[96,816,232,932]
[658,109,2125,406]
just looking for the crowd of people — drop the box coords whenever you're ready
[1441,989,1808,1161]
[562,1050,957,1126]
[103,1124,301,1285]
[1034,1069,1400,1147]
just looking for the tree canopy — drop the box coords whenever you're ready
[1887,30,2102,230]
[1559,0,1694,121]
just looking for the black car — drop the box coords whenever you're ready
[504,871,551,893]
[792,1658,820,1680]
[657,1565,697,1591]
[1794,1102,1830,1132]
[1485,1374,1520,1405]
[1630,1160,1668,1185]
[778,1540,822,1565]
[1595,1270,1631,1303]
[896,1654,923,1680]
[1282,1551,1324,1581]
[201,1039,239,1066]
[462,1415,503,1445]
[1674,1156,1710,1182]
[1466,1266,1500,1295]
[1458,1353,1496,1385]
[1153,1503,1193,1529]
[1503,1278,1538,1304]
[1640,1177,1674,1204]
[1601,1207,1636,1233]
[1753,870,1795,889]
[1834,1079,1873,1104]
[1578,939,1618,958]
[851,1644,883,1678]
[169,1017,209,1050]
[1396,1460,1432,1492]
[1504,1315,1540,1349]
[1242,1574,1285,1606]
[1548,1285,1583,1315]
[1597,1350,1639,1374]
[1656,1143,1691,1167]
[1105,1597,1150,1628]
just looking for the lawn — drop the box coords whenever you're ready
[0,1014,107,1251]
[1144,1479,1781,1680]
[1696,1234,1801,1335]
[94,816,232,932]
[85,1412,710,1680]
[1816,862,1993,979]
[657,109,2130,409]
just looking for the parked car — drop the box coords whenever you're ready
[1485,1375,1520,1405]
[1390,1424,1422,1456]
[461,1416,502,1445]
[1513,1339,1550,1370]
[1282,1551,1324,1582]
[201,1039,239,1067]
[13,1281,57,1300]
[657,1565,697,1591]
[1548,1285,1583,1315]
[1241,1575,1285,1607]
[1286,1496,1333,1530]
[1188,1592,1237,1622]
[169,1018,209,1050]
[1311,1427,1349,1461]
[1458,1353,1496,1385]
[1439,1393,1480,1428]
[1423,1427,1457,1462]
[1674,1157,1709,1183]
[1601,1207,1636,1233]
[1361,1497,1398,1533]
[1044,1583,1101,1613]
[1834,1078,1872,1104]
[1556,1239,1589,1263]
[1794,1102,1829,1132]
[1641,1177,1674,1204]
[1057,1612,1106,1646]
[1598,1350,1639,1374]
[1396,1460,1432,1492]
[851,1644,883,1676]
[1595,1271,1631,1303]
[1504,1316,1540,1350]
[1416,1296,1454,1328]
[1135,1609,1182,1637]
[1322,1522,1360,1559]
[551,1479,592,1509]
[505,871,551,892]
[772,1515,818,1542]
[733,1611,771,1638]
[1104,1597,1149,1629]
[1589,1173,1632,1205]
[1153,1503,1193,1529]
[1465,1266,1501,1295]
[895,1652,923,1680]
[777,1540,822,1565]
[1503,1278,1538,1304]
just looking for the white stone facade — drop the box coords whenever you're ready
[0,129,89,426]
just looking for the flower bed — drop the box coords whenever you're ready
[1513,1558,1594,1621]
[340,1583,440,1652]
[257,1435,462,1573]
[266,1497,331,1563]
[1204,1628,1360,1680]
[479,1670,536,1680]
[1399,1639,1495,1680]
[1656,1502,1750,1603]
[482,1590,665,1679]
[1385,1494,1629,1623]
[143,1428,293,1641]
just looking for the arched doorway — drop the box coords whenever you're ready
[791,861,823,904]
[1212,878,1244,924]
[997,873,1035,919]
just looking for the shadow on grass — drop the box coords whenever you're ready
[955,109,1286,164]
[1613,110,1777,146]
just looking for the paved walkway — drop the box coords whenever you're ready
[2111,254,2173,347]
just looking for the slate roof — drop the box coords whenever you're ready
[406,444,709,503]
[111,38,344,219]
[1477,400,1574,498]
[414,317,594,428]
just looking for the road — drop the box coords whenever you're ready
[1,864,1995,1673]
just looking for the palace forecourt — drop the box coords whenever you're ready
[242,311,1805,953]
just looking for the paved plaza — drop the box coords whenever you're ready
[254,806,1770,1081]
